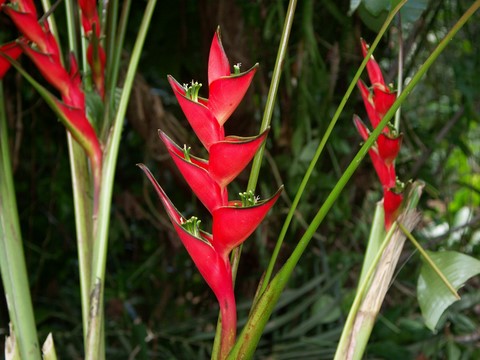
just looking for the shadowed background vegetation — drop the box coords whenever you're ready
[1,0,479,358]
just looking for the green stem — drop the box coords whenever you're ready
[398,222,460,299]
[394,14,403,131]
[85,1,158,359]
[260,0,407,296]
[103,0,132,139]
[63,0,94,346]
[357,202,385,287]
[0,82,41,359]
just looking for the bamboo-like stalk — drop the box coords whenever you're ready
[62,0,95,346]
[85,1,158,358]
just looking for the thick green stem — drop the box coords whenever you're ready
[0,82,41,359]
[85,1,158,359]
[63,0,94,345]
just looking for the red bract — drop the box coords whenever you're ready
[353,115,396,189]
[168,31,257,130]
[0,42,22,78]
[355,40,404,230]
[3,0,103,209]
[138,164,237,356]
[377,132,402,165]
[212,187,282,258]
[360,39,396,117]
[78,0,100,37]
[208,130,269,188]
[168,76,224,150]
[20,44,70,93]
[383,189,403,230]
[160,131,228,213]
[207,29,258,125]
[4,8,60,61]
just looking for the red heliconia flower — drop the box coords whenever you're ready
[212,187,282,258]
[353,115,396,189]
[360,39,396,118]
[138,163,237,357]
[0,42,22,78]
[383,189,403,230]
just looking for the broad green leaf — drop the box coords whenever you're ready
[417,250,480,331]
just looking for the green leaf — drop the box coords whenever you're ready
[417,250,480,331]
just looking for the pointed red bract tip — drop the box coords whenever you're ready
[361,39,386,88]
[208,64,258,126]
[353,115,369,142]
[208,29,231,86]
